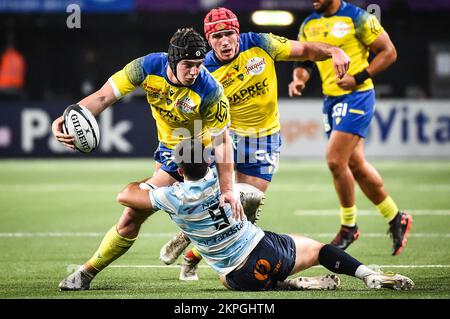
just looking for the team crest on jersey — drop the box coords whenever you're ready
[175,96,196,113]
[245,57,266,76]
[331,22,350,38]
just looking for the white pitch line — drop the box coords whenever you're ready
[0,232,174,237]
[1,232,449,238]
[107,264,450,269]
[1,183,450,192]
[294,209,450,216]
[269,184,450,192]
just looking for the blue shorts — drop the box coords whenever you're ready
[225,231,296,291]
[231,131,281,182]
[323,89,375,138]
[153,142,215,182]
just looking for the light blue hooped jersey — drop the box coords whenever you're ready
[150,168,264,276]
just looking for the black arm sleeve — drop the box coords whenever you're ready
[293,60,315,75]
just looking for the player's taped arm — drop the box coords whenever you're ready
[77,56,146,116]
[78,80,118,116]
[109,56,146,99]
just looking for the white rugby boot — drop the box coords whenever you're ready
[160,231,191,265]
[278,274,341,290]
[58,267,93,291]
[363,271,414,290]
[235,183,265,224]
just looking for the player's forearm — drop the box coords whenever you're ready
[213,131,234,193]
[293,41,339,62]
[78,81,118,116]
[365,45,397,77]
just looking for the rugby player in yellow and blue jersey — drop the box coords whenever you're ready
[160,7,352,281]
[289,0,412,255]
[53,28,243,291]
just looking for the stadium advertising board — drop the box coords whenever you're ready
[0,101,157,157]
[0,0,133,13]
[0,100,449,158]
[279,99,450,158]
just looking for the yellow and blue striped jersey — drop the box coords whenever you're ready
[205,32,292,137]
[298,1,384,96]
[109,53,230,149]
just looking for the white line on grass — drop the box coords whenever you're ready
[1,183,450,192]
[268,184,450,192]
[294,209,450,216]
[1,232,449,238]
[108,264,450,269]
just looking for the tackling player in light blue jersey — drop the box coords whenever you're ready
[114,139,413,291]
[151,166,263,275]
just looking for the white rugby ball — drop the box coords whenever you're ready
[62,104,100,153]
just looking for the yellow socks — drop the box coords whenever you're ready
[340,205,357,227]
[376,196,398,222]
[88,226,136,272]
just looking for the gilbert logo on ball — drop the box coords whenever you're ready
[63,104,100,153]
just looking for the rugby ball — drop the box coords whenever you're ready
[62,104,100,153]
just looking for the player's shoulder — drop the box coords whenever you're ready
[141,52,168,76]
[239,32,267,51]
[302,10,322,27]
[335,1,366,22]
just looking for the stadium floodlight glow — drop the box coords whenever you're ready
[251,10,294,26]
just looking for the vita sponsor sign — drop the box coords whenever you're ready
[279,99,450,158]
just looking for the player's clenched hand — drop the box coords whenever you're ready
[336,74,357,91]
[288,80,306,97]
[331,48,350,80]
[51,115,75,150]
[220,190,244,221]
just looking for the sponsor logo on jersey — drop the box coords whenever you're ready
[228,78,269,104]
[331,22,350,38]
[143,84,165,99]
[220,71,236,88]
[175,96,196,113]
[245,57,266,76]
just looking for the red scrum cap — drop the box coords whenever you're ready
[204,7,240,40]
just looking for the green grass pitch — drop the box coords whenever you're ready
[1,159,449,299]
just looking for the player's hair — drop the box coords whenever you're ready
[174,139,210,180]
[168,27,207,78]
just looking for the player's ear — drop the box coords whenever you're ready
[177,167,184,177]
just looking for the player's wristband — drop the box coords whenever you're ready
[353,69,371,85]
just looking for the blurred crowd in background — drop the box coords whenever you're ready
[0,0,449,101]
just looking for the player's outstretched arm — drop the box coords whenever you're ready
[289,40,350,79]
[116,181,155,212]
[77,80,118,116]
[51,81,118,149]
[213,130,244,221]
